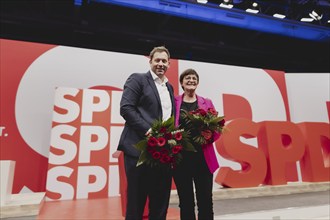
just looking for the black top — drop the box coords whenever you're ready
[179,100,198,126]
[179,100,202,152]
[181,100,198,112]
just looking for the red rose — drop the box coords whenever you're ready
[160,148,169,155]
[172,145,183,154]
[208,108,218,116]
[165,132,172,140]
[190,110,197,115]
[219,119,225,127]
[152,151,161,159]
[159,127,167,133]
[201,130,212,140]
[198,109,207,116]
[158,137,166,147]
[147,136,158,147]
[174,132,182,141]
[160,154,171,163]
[147,146,155,153]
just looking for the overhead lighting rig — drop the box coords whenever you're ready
[192,0,330,27]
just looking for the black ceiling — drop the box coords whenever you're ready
[1,0,329,72]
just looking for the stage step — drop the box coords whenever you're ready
[0,192,45,218]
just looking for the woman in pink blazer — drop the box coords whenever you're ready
[173,68,220,220]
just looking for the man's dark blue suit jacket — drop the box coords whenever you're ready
[118,71,175,157]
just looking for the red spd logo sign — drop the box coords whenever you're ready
[216,119,329,187]
[46,88,114,200]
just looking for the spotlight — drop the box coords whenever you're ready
[301,8,324,23]
[196,0,208,3]
[300,17,314,22]
[246,2,259,14]
[273,13,286,19]
[309,10,323,21]
[220,0,233,9]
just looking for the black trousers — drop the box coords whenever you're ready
[173,151,214,220]
[124,155,172,220]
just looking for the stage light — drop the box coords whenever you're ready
[273,13,286,19]
[246,2,259,14]
[305,5,330,26]
[309,10,323,21]
[300,17,314,22]
[197,0,208,4]
[219,0,233,9]
[301,8,323,23]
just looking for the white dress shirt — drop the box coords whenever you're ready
[150,70,172,121]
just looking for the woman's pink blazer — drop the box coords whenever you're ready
[175,94,220,174]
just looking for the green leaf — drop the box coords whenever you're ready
[184,141,196,152]
[136,150,147,167]
[135,140,148,151]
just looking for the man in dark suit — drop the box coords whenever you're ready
[118,46,175,220]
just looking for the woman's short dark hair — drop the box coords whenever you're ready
[149,46,170,60]
[179,68,199,85]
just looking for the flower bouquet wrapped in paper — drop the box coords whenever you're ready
[181,108,225,145]
[135,116,195,169]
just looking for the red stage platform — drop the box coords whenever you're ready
[37,196,180,220]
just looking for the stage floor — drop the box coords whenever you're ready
[35,191,330,220]
[37,196,181,220]
[1,183,329,220]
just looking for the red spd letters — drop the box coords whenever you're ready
[46,88,112,200]
[216,118,330,187]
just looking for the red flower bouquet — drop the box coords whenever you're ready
[181,108,225,145]
[135,116,195,168]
